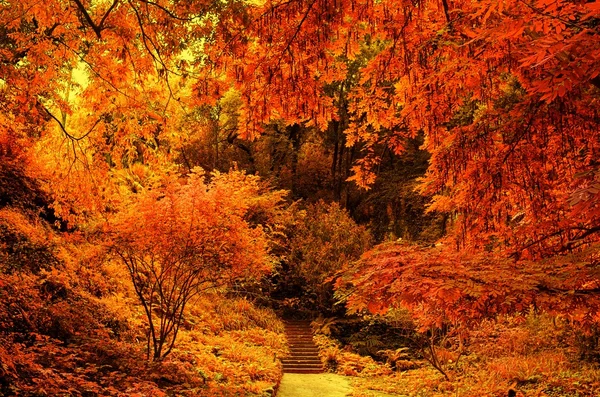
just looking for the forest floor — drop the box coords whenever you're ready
[277,373,400,397]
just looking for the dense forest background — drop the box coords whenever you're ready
[1,0,600,396]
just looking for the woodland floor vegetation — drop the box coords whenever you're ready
[313,314,600,396]
[0,168,286,396]
[2,0,600,396]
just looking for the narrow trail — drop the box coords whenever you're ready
[277,319,352,396]
[277,319,400,397]
[281,320,323,374]
[277,373,352,397]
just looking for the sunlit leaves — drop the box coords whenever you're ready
[341,242,600,331]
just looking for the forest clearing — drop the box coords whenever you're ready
[1,0,600,396]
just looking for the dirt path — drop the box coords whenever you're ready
[277,373,352,397]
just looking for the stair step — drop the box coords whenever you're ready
[282,360,322,365]
[283,362,322,366]
[283,368,323,372]
[283,319,322,374]
[283,369,322,372]
[288,352,319,356]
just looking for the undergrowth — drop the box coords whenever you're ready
[313,314,600,397]
[0,207,286,396]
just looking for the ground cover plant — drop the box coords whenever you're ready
[314,313,600,396]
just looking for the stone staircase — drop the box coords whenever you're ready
[282,320,323,374]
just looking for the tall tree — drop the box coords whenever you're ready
[221,0,600,255]
[5,0,600,313]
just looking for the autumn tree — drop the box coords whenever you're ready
[269,201,372,315]
[4,0,599,331]
[1,0,257,224]
[212,0,600,327]
[337,241,600,378]
[230,0,600,251]
[108,169,282,360]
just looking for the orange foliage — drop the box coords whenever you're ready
[210,0,600,264]
[341,242,600,329]
[108,169,283,360]
[3,0,600,393]
[3,0,598,259]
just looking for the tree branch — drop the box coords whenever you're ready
[40,102,103,141]
[441,0,450,24]
[98,0,120,30]
[72,0,119,38]
[72,0,103,38]
[137,0,198,21]
[515,0,584,30]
